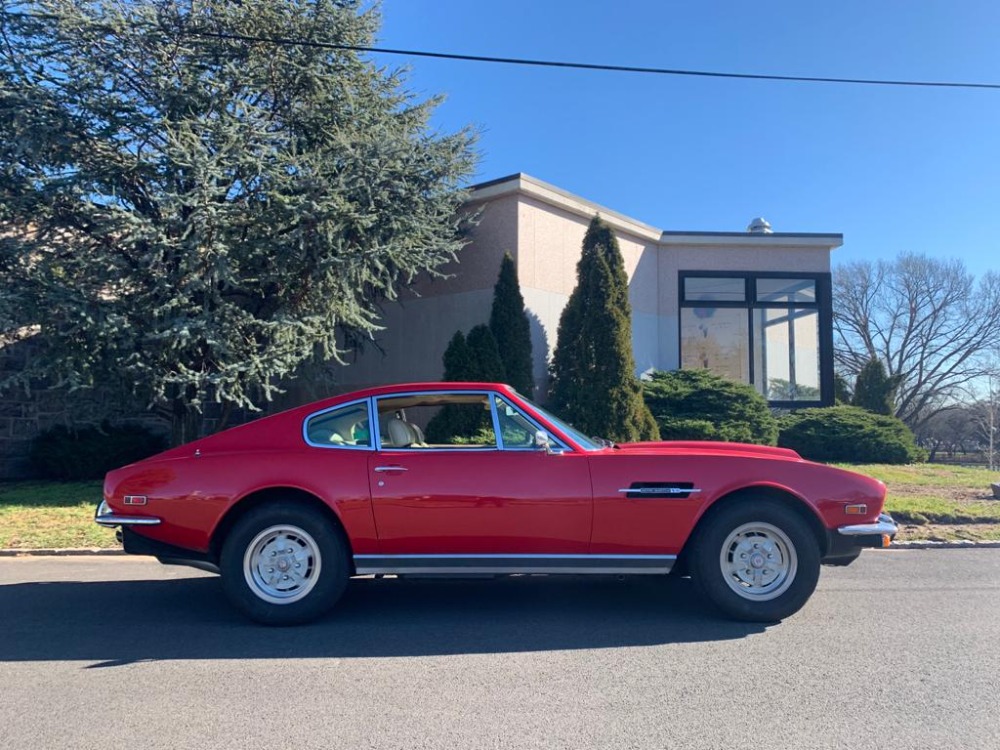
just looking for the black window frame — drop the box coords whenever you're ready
[678,270,834,408]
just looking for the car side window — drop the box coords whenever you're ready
[375,393,498,449]
[493,396,539,449]
[304,402,372,449]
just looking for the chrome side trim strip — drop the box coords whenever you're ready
[837,513,899,537]
[353,553,676,576]
[617,487,702,496]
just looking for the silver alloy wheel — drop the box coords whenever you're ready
[243,525,323,605]
[719,522,798,602]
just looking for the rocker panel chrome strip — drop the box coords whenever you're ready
[353,553,676,576]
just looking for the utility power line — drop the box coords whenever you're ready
[184,29,1000,91]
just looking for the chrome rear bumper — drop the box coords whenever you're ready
[94,499,161,527]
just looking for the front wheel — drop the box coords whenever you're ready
[220,502,349,625]
[690,500,821,622]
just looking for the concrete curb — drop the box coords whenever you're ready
[882,540,1000,550]
[0,548,125,557]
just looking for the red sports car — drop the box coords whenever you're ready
[96,382,897,625]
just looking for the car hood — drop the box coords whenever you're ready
[614,440,802,460]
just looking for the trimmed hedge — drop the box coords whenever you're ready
[642,369,779,445]
[29,422,167,480]
[778,406,926,464]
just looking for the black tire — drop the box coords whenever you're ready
[689,500,821,622]
[220,501,349,625]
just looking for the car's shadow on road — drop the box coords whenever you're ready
[3,573,767,666]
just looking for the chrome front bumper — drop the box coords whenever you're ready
[837,513,898,548]
[94,499,161,528]
[838,513,898,537]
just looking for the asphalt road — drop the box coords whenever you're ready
[1,550,998,750]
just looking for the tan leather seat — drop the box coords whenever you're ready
[386,418,414,447]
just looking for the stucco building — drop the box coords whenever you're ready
[343,173,841,408]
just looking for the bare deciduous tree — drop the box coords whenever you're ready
[833,254,1000,429]
[968,355,1000,471]
[914,405,976,461]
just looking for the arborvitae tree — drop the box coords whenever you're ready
[0,0,476,444]
[852,358,900,415]
[440,331,474,382]
[834,373,854,405]
[425,326,503,442]
[489,253,534,397]
[465,324,506,382]
[425,331,475,442]
[549,216,659,442]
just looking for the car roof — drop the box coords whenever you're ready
[357,382,516,397]
[294,382,520,421]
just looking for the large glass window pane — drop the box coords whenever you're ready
[683,277,746,303]
[681,307,750,383]
[756,278,816,304]
[753,308,820,400]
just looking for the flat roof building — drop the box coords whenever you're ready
[343,173,841,407]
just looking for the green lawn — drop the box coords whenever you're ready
[2,463,999,549]
[0,481,116,549]
[834,463,1000,540]
[835,463,998,490]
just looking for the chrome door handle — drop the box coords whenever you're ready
[374,466,408,473]
[617,487,701,495]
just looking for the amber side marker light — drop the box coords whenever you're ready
[844,504,868,515]
[881,534,892,548]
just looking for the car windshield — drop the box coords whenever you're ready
[516,396,603,451]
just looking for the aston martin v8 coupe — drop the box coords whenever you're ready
[96,382,896,624]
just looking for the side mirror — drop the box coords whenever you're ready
[535,430,564,455]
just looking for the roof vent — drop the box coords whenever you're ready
[747,217,772,234]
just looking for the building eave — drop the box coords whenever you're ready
[468,173,843,250]
[660,231,843,249]
[468,173,663,242]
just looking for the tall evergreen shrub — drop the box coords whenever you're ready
[425,326,505,442]
[852,358,900,415]
[549,216,659,442]
[489,253,534,397]
[465,324,506,382]
[0,0,477,444]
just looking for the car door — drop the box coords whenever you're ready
[587,452,705,555]
[366,391,593,556]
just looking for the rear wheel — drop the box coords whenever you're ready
[690,500,820,622]
[220,502,349,625]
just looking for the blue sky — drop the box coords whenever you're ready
[374,0,999,276]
